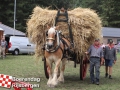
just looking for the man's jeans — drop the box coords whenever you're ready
[90,57,100,82]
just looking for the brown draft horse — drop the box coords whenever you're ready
[44,26,72,87]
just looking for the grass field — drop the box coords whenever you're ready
[0,54,120,90]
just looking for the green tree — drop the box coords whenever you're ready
[0,0,74,32]
[0,0,14,27]
[0,0,120,33]
[100,0,120,27]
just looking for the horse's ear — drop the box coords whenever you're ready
[55,25,59,30]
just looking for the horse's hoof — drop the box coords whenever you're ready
[47,84,51,87]
[47,81,51,86]
[58,80,64,83]
[50,81,58,87]
[47,84,56,88]
[58,77,64,83]
[47,81,58,87]
[50,85,56,88]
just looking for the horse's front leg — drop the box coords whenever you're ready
[50,59,61,87]
[58,59,67,83]
[46,58,53,87]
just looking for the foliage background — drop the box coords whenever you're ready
[0,0,120,33]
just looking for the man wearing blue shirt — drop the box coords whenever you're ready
[85,39,104,85]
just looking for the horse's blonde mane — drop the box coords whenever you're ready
[48,27,56,34]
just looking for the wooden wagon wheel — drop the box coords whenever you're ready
[44,58,49,79]
[80,55,88,80]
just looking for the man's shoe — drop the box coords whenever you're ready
[105,73,108,78]
[96,79,99,85]
[91,81,95,84]
[96,82,99,85]
[109,75,112,79]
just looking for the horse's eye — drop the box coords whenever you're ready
[54,32,56,35]
[46,31,48,36]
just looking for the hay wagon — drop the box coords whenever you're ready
[27,6,102,81]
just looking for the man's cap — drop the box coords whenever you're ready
[94,38,100,42]
[109,39,113,44]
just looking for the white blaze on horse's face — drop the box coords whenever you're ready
[47,27,56,49]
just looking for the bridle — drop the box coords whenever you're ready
[46,37,55,41]
[44,29,72,60]
[46,30,57,41]
[45,30,62,53]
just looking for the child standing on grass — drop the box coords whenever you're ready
[104,40,117,79]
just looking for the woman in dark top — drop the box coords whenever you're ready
[104,40,117,79]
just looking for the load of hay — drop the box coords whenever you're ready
[26,6,102,59]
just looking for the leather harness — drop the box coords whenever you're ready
[55,10,74,47]
[43,9,77,67]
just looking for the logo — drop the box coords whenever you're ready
[0,74,40,89]
[0,74,12,88]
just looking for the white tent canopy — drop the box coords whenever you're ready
[0,23,25,36]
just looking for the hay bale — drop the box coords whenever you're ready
[26,6,102,59]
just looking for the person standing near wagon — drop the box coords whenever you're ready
[85,39,104,85]
[0,40,1,58]
[0,36,7,59]
[104,40,117,79]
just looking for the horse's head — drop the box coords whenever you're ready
[46,26,58,49]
